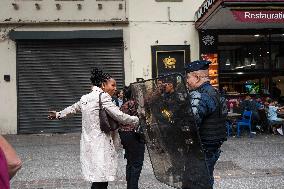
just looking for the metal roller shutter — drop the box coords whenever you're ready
[17,38,124,134]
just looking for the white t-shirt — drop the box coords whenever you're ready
[267,105,279,121]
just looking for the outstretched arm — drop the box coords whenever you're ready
[48,101,81,120]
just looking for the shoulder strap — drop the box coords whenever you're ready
[99,92,104,109]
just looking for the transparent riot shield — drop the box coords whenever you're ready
[131,73,211,189]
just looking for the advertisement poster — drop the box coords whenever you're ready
[201,53,218,87]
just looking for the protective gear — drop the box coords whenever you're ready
[131,73,211,189]
[188,81,227,189]
[199,89,227,150]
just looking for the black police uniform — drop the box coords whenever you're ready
[184,60,227,189]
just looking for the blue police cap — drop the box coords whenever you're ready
[185,60,211,73]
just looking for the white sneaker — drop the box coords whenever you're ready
[277,128,283,135]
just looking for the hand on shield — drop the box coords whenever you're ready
[138,111,146,119]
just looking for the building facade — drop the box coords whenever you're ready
[195,0,284,98]
[0,0,201,134]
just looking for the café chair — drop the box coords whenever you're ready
[236,110,253,137]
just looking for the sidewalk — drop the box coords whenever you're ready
[4,133,284,189]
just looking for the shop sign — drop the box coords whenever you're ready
[199,31,218,54]
[195,0,217,21]
[232,10,284,22]
[155,51,185,76]
[151,45,190,78]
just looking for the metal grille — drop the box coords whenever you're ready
[17,38,124,133]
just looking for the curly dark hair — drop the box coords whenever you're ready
[90,68,112,87]
[123,86,132,102]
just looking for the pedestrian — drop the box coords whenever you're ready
[0,135,22,189]
[184,60,227,189]
[117,89,124,108]
[267,100,284,135]
[112,91,119,107]
[0,145,10,189]
[119,86,145,189]
[48,68,139,189]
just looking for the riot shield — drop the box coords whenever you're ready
[131,73,211,189]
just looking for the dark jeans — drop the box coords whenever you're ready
[91,182,108,189]
[205,149,221,189]
[119,131,145,189]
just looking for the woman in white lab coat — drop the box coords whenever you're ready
[48,68,139,189]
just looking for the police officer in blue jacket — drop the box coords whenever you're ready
[184,60,227,189]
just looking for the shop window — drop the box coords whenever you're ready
[218,34,269,71]
[219,74,269,95]
[217,33,284,97]
[218,34,271,95]
[271,34,284,70]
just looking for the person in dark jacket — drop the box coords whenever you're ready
[240,95,261,130]
[119,86,145,189]
[184,60,227,189]
[271,82,282,101]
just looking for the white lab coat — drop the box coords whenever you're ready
[56,86,139,182]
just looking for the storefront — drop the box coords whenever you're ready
[195,0,284,99]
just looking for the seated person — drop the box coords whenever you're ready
[264,97,272,109]
[267,100,284,135]
[267,101,284,121]
[240,95,261,130]
[255,97,264,109]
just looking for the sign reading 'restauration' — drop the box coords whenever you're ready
[232,10,284,22]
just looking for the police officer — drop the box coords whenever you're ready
[184,60,227,189]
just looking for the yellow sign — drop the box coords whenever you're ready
[163,56,176,69]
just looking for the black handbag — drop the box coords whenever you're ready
[99,92,119,133]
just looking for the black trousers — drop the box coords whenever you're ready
[119,131,145,189]
[91,182,108,189]
[204,149,221,188]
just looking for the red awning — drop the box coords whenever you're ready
[195,0,284,29]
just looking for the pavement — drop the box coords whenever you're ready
[4,132,284,189]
